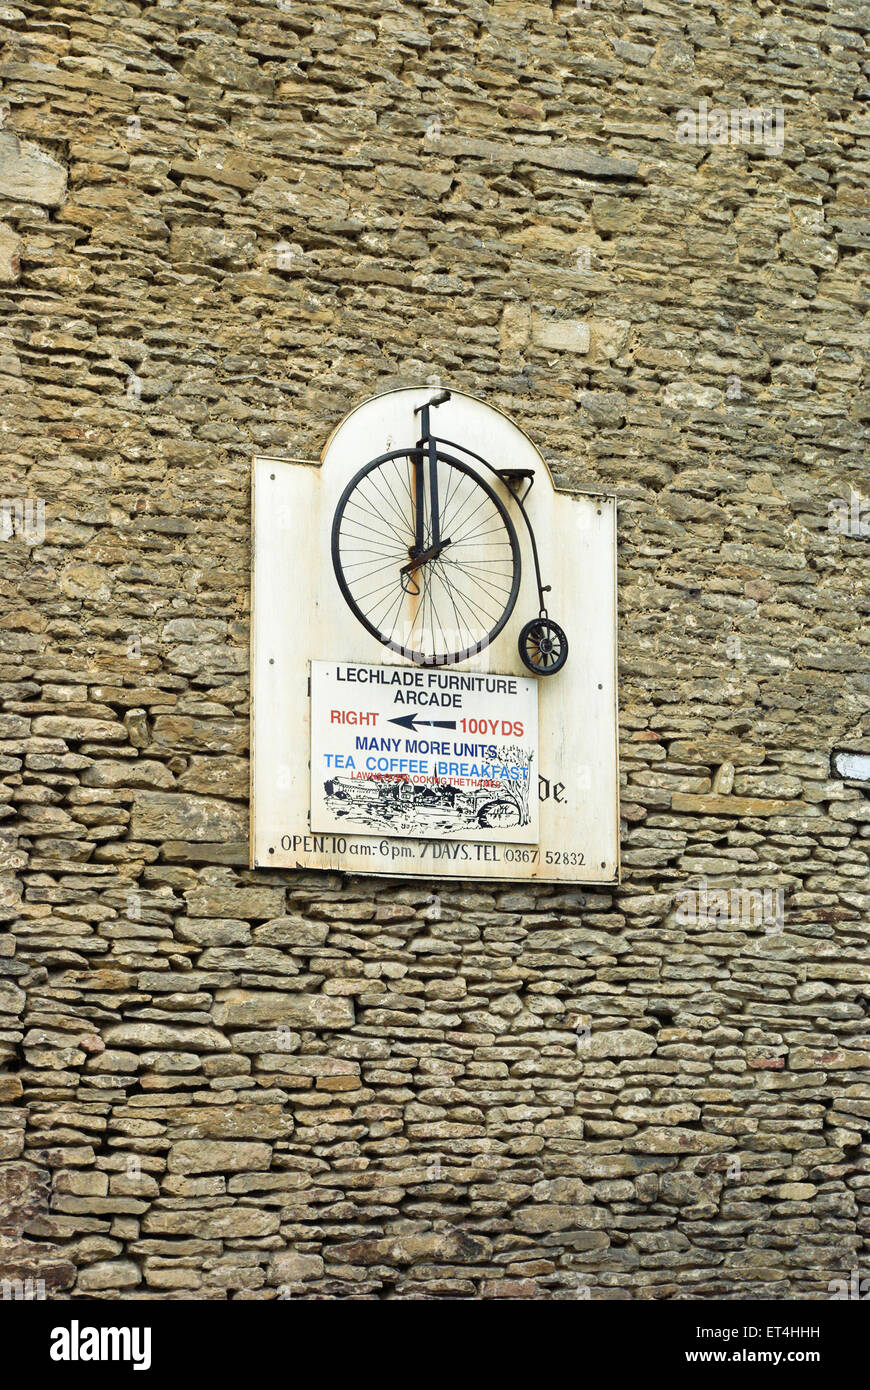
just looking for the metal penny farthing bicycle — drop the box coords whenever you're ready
[331,390,568,673]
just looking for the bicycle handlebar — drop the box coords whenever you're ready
[415,389,451,413]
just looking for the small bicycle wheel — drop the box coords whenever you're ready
[518,618,568,675]
[332,447,521,666]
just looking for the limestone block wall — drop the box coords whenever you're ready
[0,0,868,1300]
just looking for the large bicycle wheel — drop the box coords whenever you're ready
[332,447,521,666]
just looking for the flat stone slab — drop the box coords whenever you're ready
[671,793,808,816]
[0,131,67,206]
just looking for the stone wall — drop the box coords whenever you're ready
[1,0,868,1300]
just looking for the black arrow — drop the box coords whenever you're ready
[390,714,457,731]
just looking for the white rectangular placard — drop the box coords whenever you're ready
[310,660,539,843]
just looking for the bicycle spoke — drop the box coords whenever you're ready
[382,586,409,644]
[440,470,486,540]
[359,478,412,548]
[377,457,415,533]
[434,558,500,630]
[342,510,408,556]
[346,486,410,550]
[340,556,406,584]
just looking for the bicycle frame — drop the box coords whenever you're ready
[414,397,551,618]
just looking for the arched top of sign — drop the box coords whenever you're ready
[321,382,552,484]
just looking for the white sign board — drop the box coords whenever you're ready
[251,386,620,884]
[310,660,539,843]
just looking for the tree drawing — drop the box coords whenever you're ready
[499,743,534,825]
